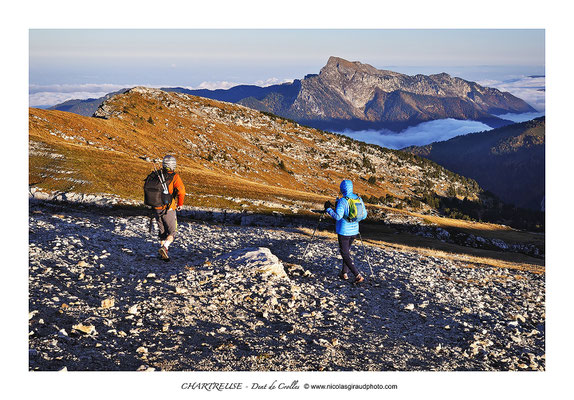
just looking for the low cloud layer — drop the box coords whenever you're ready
[29,83,128,95]
[478,75,545,112]
[338,119,494,150]
[197,78,293,90]
[496,111,545,123]
[29,83,136,107]
[29,78,294,107]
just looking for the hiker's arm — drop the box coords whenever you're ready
[174,175,186,207]
[327,199,346,221]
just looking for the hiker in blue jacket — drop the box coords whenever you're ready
[324,179,367,284]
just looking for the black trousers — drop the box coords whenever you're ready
[338,234,359,277]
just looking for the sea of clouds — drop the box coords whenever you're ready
[478,75,545,112]
[29,83,134,107]
[29,79,294,108]
[340,119,493,150]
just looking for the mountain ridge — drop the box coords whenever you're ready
[47,57,535,132]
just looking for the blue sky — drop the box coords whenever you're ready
[29,29,545,107]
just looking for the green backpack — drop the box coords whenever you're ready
[344,196,366,222]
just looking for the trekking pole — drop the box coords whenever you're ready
[358,232,374,277]
[152,161,169,195]
[302,211,325,260]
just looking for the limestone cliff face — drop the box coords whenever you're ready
[282,57,535,130]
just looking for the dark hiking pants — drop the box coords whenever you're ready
[338,234,359,277]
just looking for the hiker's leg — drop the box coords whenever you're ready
[348,235,361,278]
[163,210,177,248]
[339,235,359,276]
[338,235,350,275]
[155,210,168,242]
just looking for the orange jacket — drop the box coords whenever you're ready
[155,171,185,210]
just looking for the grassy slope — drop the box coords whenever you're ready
[29,90,544,272]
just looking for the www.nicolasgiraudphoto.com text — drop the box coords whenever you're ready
[180,380,398,391]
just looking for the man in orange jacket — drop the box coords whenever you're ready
[155,155,185,261]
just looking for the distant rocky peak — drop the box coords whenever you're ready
[325,56,357,69]
[322,56,381,77]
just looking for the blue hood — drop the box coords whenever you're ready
[340,180,353,197]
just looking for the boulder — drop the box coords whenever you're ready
[216,247,288,279]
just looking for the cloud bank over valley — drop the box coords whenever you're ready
[479,75,545,112]
[29,83,136,107]
[29,79,294,108]
[338,119,494,150]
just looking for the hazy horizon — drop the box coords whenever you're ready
[29,29,544,108]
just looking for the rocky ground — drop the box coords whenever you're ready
[29,200,545,371]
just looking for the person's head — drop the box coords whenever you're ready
[339,179,353,196]
[162,155,176,172]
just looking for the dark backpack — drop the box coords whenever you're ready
[143,170,175,207]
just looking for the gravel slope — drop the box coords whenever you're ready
[29,202,545,371]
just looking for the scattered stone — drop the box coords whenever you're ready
[101,298,115,309]
[175,286,188,294]
[515,314,526,323]
[72,323,96,335]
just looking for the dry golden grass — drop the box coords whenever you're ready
[29,98,382,206]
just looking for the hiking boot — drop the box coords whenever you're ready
[158,246,170,261]
[354,275,364,284]
[338,272,349,280]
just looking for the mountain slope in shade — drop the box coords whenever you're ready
[405,117,545,210]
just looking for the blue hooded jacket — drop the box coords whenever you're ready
[326,180,367,236]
